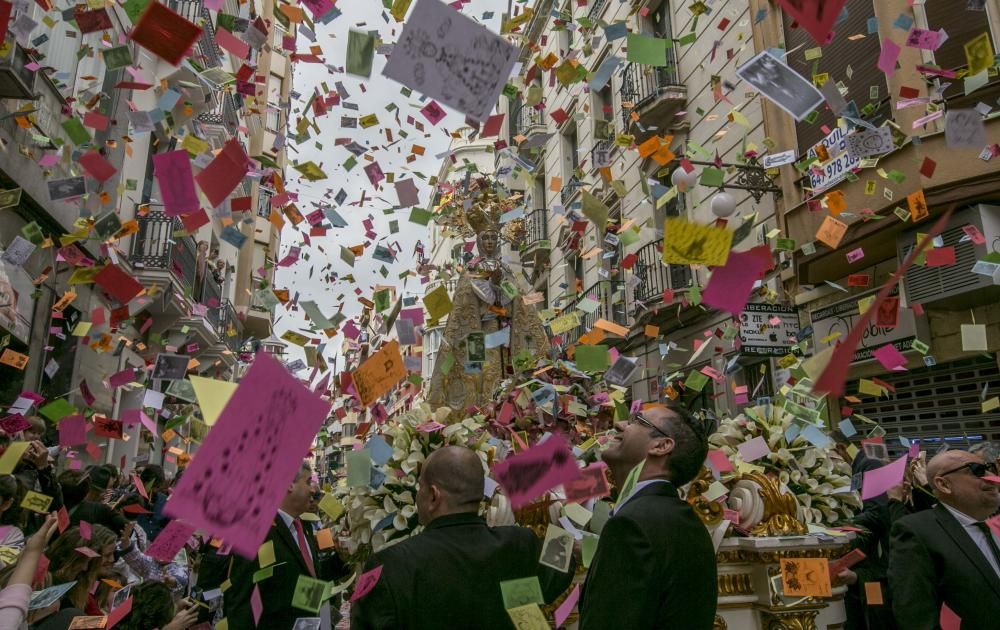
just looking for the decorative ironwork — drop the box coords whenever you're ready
[523,208,548,246]
[588,0,608,21]
[560,176,584,206]
[129,210,198,292]
[619,60,681,129]
[559,280,628,345]
[510,101,543,143]
[686,157,781,204]
[632,239,692,304]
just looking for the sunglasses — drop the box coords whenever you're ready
[631,413,670,439]
[939,462,998,479]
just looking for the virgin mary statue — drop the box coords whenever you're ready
[427,180,550,419]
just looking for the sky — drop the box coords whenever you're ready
[272,0,507,373]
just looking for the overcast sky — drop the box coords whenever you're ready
[272,0,507,374]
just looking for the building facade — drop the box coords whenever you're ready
[0,0,293,472]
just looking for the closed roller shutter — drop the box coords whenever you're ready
[782,1,889,153]
[843,356,1000,457]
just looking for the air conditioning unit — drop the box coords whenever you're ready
[0,44,37,100]
[896,204,1000,307]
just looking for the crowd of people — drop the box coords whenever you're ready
[0,406,995,630]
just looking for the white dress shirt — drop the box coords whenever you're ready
[942,503,1000,578]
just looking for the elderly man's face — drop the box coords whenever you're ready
[933,451,999,519]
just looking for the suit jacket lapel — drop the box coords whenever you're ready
[272,519,312,575]
[934,504,1000,596]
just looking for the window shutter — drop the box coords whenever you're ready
[782,1,888,153]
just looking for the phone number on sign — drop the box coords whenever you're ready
[808,127,859,193]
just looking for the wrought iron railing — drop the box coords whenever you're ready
[167,0,221,68]
[198,92,239,130]
[265,108,281,133]
[510,101,543,142]
[608,279,630,328]
[631,238,692,304]
[524,208,548,246]
[198,274,222,328]
[588,0,608,21]
[560,176,584,206]
[619,59,681,129]
[591,131,616,169]
[129,210,198,292]
[219,300,242,352]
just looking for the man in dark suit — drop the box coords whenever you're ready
[888,449,1000,629]
[580,404,716,630]
[351,446,575,629]
[224,462,341,629]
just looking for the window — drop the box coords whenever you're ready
[257,187,275,218]
[563,125,579,177]
[782,2,889,153]
[558,2,574,52]
[922,2,998,102]
[592,80,615,139]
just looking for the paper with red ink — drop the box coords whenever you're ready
[492,434,581,508]
[195,138,251,209]
[776,0,848,45]
[146,520,197,562]
[702,246,773,316]
[351,565,383,602]
[861,456,908,501]
[153,150,200,217]
[129,1,203,66]
[164,352,330,557]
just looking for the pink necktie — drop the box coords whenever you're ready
[292,518,316,577]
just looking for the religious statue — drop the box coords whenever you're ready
[427,179,550,420]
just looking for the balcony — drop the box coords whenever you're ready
[509,101,545,144]
[560,280,629,346]
[265,108,281,133]
[560,176,585,207]
[619,60,686,134]
[129,210,198,296]
[518,208,551,278]
[631,239,692,304]
[591,128,616,171]
[167,0,222,69]
[588,0,609,22]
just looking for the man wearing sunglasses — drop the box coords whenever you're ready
[888,450,1000,629]
[579,404,716,630]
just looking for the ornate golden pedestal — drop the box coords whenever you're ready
[714,535,853,630]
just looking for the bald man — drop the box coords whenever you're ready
[888,450,1000,629]
[351,446,574,630]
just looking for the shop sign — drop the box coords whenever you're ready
[739,304,800,356]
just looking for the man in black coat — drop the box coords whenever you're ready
[224,462,344,629]
[888,449,1000,629]
[351,446,575,630]
[580,404,717,630]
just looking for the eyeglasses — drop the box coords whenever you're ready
[938,462,998,479]
[631,413,670,439]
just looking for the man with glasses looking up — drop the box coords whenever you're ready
[579,404,717,629]
[888,449,1000,629]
